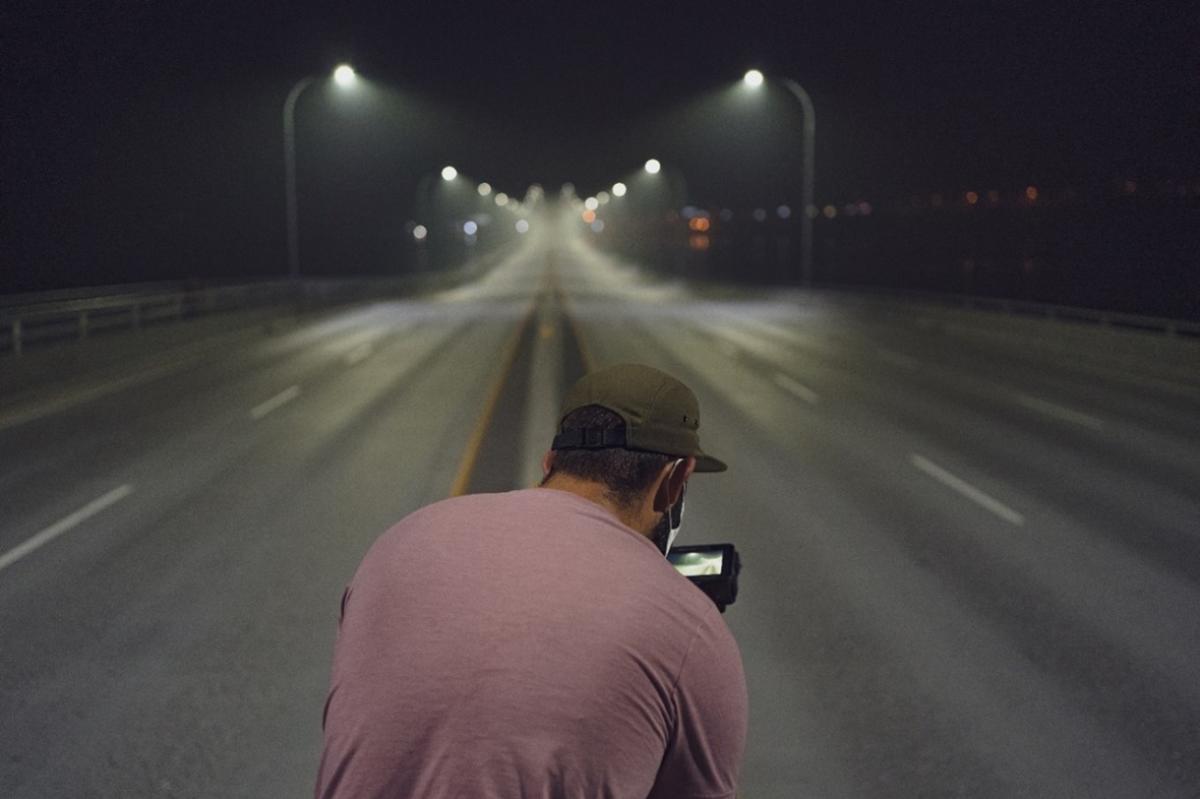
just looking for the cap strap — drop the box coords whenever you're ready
[552,428,628,450]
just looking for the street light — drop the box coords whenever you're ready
[441,165,458,181]
[283,64,358,280]
[333,64,357,88]
[644,158,662,175]
[743,69,816,285]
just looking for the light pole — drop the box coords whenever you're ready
[744,69,816,286]
[283,64,357,280]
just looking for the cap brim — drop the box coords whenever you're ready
[693,452,728,473]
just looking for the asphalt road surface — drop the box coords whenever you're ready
[2,215,1199,798]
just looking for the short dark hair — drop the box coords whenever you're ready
[545,404,673,509]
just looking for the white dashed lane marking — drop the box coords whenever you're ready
[1014,393,1104,430]
[774,373,820,405]
[0,484,135,573]
[910,453,1025,526]
[250,385,301,420]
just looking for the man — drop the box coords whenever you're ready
[316,363,747,798]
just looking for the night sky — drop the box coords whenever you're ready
[3,1,1197,290]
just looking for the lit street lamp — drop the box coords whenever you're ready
[744,69,816,286]
[283,63,357,280]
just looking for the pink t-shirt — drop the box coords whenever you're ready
[316,488,747,799]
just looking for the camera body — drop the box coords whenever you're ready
[667,544,741,612]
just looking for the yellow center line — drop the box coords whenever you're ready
[549,267,596,373]
[447,273,549,497]
[449,263,596,498]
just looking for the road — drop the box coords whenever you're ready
[2,214,1199,797]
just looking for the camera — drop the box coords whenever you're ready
[667,544,741,612]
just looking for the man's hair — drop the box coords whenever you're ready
[545,405,673,509]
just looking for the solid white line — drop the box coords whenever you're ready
[250,385,301,419]
[877,348,919,370]
[0,484,135,573]
[911,453,1025,526]
[774,372,820,404]
[344,343,373,366]
[1015,393,1104,430]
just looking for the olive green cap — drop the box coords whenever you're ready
[553,363,727,473]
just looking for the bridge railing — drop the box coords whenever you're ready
[818,284,1200,339]
[0,238,525,357]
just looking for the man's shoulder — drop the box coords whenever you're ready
[391,489,586,528]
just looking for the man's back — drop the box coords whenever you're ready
[316,487,746,798]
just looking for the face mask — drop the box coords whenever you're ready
[651,459,687,556]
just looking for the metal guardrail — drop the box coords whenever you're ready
[1,239,525,355]
[0,245,515,357]
[817,284,1200,339]
[0,282,299,356]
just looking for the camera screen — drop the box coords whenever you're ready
[670,549,723,577]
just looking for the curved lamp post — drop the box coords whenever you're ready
[283,64,357,280]
[744,69,815,286]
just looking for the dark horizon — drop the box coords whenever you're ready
[3,1,1198,293]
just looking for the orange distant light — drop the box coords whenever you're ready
[582,209,596,223]
[1025,185,1039,202]
[965,191,979,205]
[688,217,710,232]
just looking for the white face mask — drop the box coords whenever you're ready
[664,459,687,555]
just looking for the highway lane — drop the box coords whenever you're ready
[563,236,1200,797]
[0,240,544,797]
[2,216,1199,797]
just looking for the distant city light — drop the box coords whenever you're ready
[1025,185,1039,202]
[857,201,873,216]
[591,219,605,233]
[688,217,711,232]
[441,166,458,181]
[987,190,1000,204]
[776,204,792,219]
[584,196,599,211]
[822,205,837,219]
[965,191,979,205]
[581,209,596,224]
[412,224,428,241]
[478,182,492,196]
[752,208,767,222]
[596,191,610,204]
[644,158,661,175]
[494,192,508,206]
[333,64,357,88]
[611,182,627,197]
[743,69,764,88]
[463,220,478,235]
[515,219,530,234]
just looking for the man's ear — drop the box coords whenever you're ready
[652,457,695,512]
[541,450,556,479]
